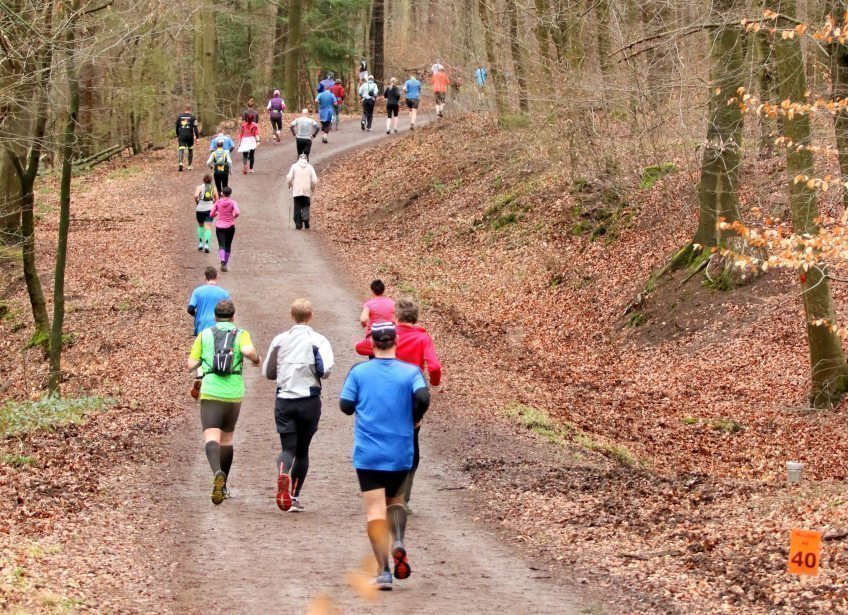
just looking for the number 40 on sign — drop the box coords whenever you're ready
[788,529,822,576]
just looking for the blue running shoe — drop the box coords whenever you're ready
[372,570,393,591]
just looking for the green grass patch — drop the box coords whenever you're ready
[702,268,733,291]
[2,453,38,468]
[627,311,645,327]
[502,402,639,466]
[0,396,112,438]
[681,416,699,425]
[0,244,23,263]
[640,162,677,189]
[107,165,141,180]
[498,113,531,130]
[710,418,744,434]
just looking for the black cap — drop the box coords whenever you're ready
[370,321,397,342]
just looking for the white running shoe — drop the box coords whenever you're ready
[289,496,305,512]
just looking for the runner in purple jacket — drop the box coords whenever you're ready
[267,90,286,143]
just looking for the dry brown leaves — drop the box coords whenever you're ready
[316,115,848,613]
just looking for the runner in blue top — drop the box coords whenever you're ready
[187,267,231,335]
[315,89,337,144]
[403,75,421,130]
[475,65,488,104]
[340,322,430,591]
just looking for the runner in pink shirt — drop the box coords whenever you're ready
[360,279,395,328]
[209,186,240,272]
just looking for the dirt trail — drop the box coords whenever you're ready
[163,120,598,613]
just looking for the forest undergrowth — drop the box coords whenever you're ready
[319,115,848,613]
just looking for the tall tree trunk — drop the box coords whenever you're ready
[372,0,385,84]
[693,0,745,248]
[640,0,673,100]
[831,1,848,208]
[773,0,848,407]
[478,0,507,117]
[0,148,22,237]
[272,1,288,89]
[193,1,217,135]
[754,0,778,158]
[50,0,81,395]
[506,0,529,113]
[595,0,613,77]
[551,0,585,70]
[533,0,553,79]
[284,0,303,109]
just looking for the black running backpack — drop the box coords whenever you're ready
[208,326,242,376]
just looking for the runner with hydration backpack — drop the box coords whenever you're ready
[187,299,260,505]
[267,90,286,143]
[207,140,233,194]
[359,75,379,132]
[193,175,218,252]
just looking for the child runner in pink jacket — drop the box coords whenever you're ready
[210,186,240,272]
[359,279,395,330]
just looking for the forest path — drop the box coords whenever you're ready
[162,117,592,614]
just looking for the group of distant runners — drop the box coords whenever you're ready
[179,57,449,591]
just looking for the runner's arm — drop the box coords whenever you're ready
[412,385,431,424]
[192,118,199,139]
[194,185,201,203]
[423,337,442,386]
[311,123,320,138]
[316,336,334,379]
[187,289,198,316]
[240,334,260,365]
[339,399,356,415]
[262,339,279,379]
[339,371,359,415]
[359,306,370,328]
[187,335,202,370]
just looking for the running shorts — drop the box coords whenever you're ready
[200,399,241,431]
[271,117,283,131]
[321,120,332,132]
[275,395,321,434]
[356,469,409,496]
[434,91,446,104]
[405,99,419,110]
[386,104,399,118]
[195,210,213,225]
[178,136,195,148]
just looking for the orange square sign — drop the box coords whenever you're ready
[788,529,822,576]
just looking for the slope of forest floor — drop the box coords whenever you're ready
[0,150,187,611]
[317,115,848,613]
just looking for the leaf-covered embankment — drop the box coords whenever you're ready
[318,115,848,613]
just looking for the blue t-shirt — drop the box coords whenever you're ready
[340,358,426,471]
[316,91,337,122]
[188,284,230,335]
[209,134,235,152]
[404,79,421,100]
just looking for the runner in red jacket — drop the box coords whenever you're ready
[355,297,441,512]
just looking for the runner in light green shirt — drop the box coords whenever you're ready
[187,299,260,504]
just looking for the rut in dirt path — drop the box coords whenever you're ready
[161,118,599,614]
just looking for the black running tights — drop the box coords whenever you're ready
[278,427,318,497]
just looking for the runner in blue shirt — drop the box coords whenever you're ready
[315,90,337,143]
[340,322,430,591]
[403,74,421,130]
[475,65,488,104]
[187,267,231,334]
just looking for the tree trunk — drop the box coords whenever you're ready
[773,0,848,407]
[50,0,81,395]
[831,1,848,208]
[193,1,218,135]
[533,0,553,78]
[551,0,585,70]
[272,1,288,89]
[0,150,22,237]
[640,0,674,100]
[506,0,529,113]
[478,0,507,117]
[372,0,385,84]
[595,0,613,77]
[693,0,745,248]
[284,0,303,109]
[18,177,50,348]
[754,0,778,158]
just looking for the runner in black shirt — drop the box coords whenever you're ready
[242,97,259,124]
[176,105,200,172]
[384,78,401,134]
